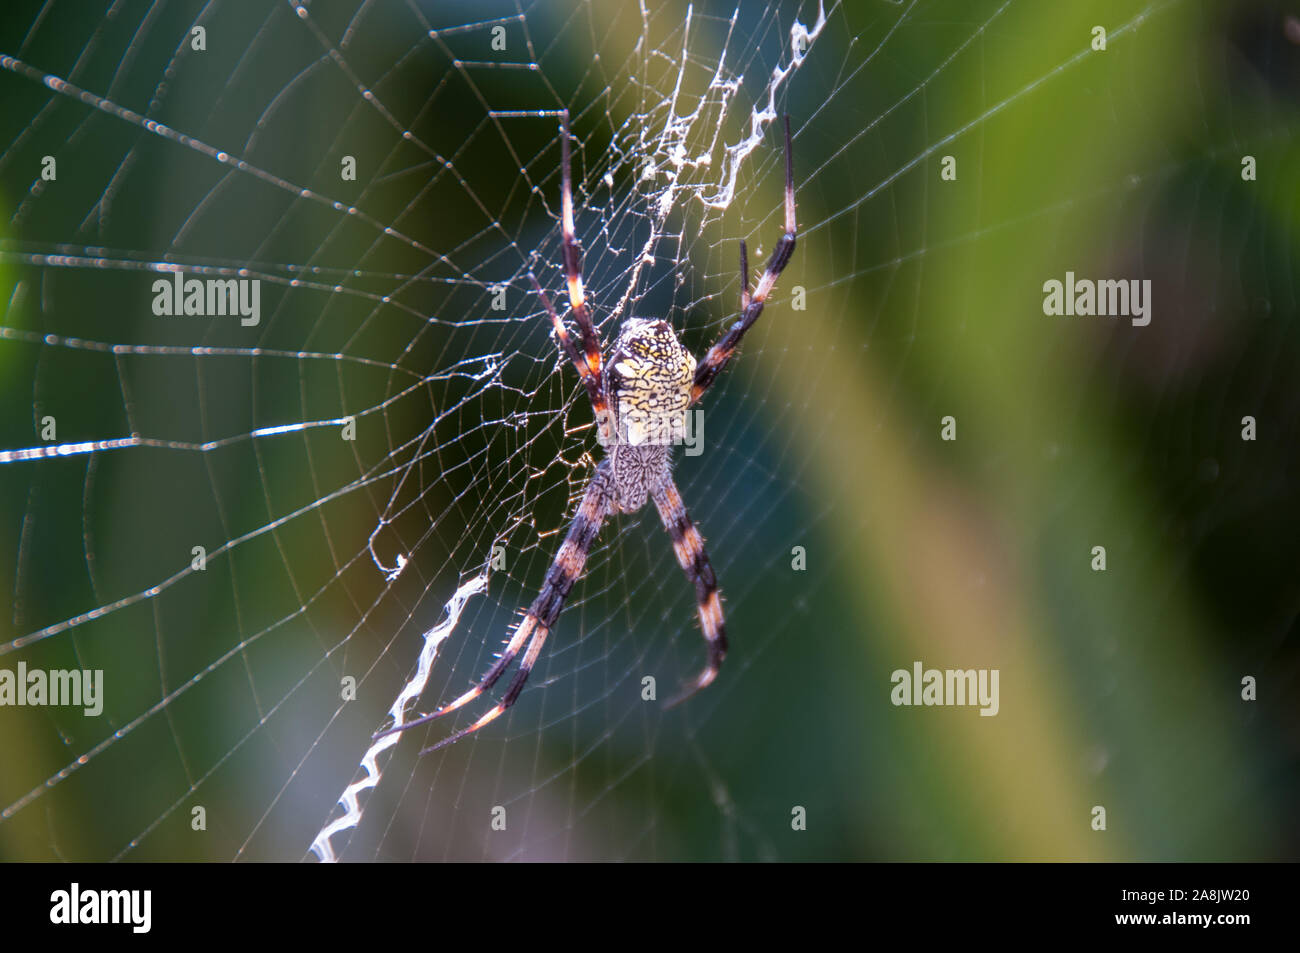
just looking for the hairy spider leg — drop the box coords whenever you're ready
[374,462,613,751]
[530,274,609,434]
[559,110,603,389]
[691,115,797,404]
[739,239,751,312]
[653,477,727,707]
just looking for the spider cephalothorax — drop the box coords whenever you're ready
[604,317,696,511]
[379,112,797,753]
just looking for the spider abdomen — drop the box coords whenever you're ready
[608,444,671,512]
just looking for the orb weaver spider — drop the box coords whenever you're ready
[379,112,797,753]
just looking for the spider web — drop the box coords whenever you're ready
[2,0,1297,862]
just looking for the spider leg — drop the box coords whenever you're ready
[377,461,614,752]
[691,115,797,405]
[371,615,537,741]
[529,111,613,440]
[529,273,611,441]
[558,110,603,386]
[738,239,751,312]
[419,616,552,755]
[652,477,727,707]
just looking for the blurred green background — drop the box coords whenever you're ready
[0,0,1297,861]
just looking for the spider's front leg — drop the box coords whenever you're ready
[652,477,727,706]
[691,115,798,404]
[531,110,615,442]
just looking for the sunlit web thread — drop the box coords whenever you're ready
[0,52,464,272]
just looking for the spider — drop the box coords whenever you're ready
[380,111,797,754]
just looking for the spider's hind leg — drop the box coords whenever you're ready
[652,478,727,707]
[372,615,538,742]
[377,461,615,753]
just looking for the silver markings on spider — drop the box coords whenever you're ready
[377,112,798,754]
